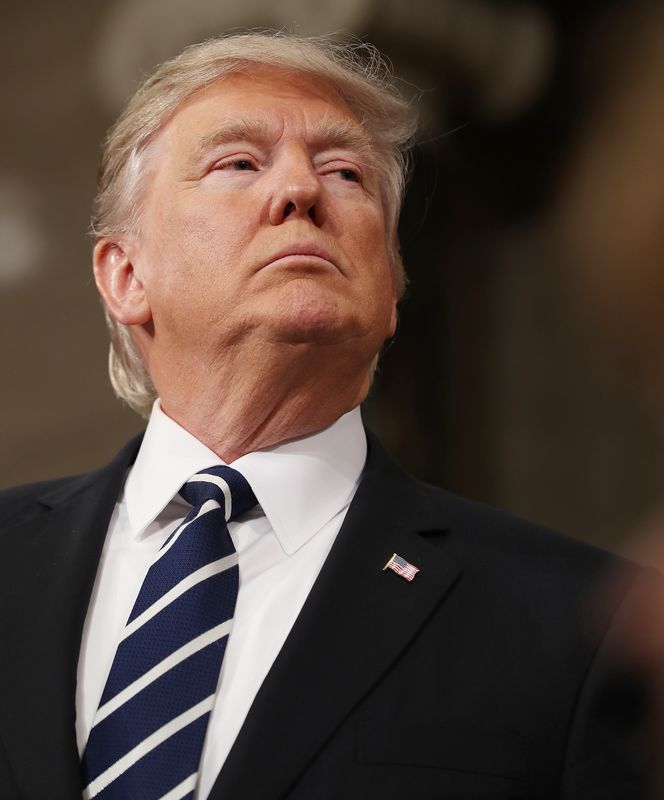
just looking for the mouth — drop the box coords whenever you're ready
[261,242,342,274]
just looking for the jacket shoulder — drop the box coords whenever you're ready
[420,478,624,581]
[0,433,143,530]
[0,472,97,528]
[366,428,621,578]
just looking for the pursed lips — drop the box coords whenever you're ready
[261,242,343,275]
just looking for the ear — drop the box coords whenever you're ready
[93,238,152,325]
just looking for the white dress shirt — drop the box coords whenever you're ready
[75,402,366,799]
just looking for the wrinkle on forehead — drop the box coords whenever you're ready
[160,68,369,148]
[191,115,374,165]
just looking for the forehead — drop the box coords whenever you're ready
[155,67,365,153]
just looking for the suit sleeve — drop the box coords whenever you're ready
[559,574,653,799]
[0,731,21,800]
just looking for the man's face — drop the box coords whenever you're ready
[127,67,397,376]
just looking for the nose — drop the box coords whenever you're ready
[268,148,324,227]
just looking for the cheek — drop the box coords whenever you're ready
[335,194,384,242]
[346,204,392,281]
[146,197,253,294]
[338,208,394,328]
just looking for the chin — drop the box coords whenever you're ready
[271,313,357,345]
[264,284,363,344]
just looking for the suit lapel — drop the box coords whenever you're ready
[0,436,141,799]
[210,434,462,800]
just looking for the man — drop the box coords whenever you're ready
[0,32,648,800]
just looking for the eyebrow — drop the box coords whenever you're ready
[189,115,374,168]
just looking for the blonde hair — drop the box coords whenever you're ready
[93,32,418,416]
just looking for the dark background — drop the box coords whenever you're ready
[3,0,664,551]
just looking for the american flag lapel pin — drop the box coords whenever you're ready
[383,552,420,582]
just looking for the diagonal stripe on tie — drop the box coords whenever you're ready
[94,620,233,725]
[122,553,238,640]
[128,516,238,622]
[83,696,215,799]
[158,773,198,800]
[81,465,256,800]
[98,566,238,705]
[84,654,220,783]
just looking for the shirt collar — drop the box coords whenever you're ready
[123,401,367,555]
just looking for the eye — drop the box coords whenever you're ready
[212,157,257,172]
[338,168,360,182]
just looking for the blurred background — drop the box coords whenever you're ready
[3,0,664,553]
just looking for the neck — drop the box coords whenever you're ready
[152,340,373,461]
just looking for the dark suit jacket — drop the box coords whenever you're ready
[0,432,648,799]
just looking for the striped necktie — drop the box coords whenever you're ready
[81,465,256,800]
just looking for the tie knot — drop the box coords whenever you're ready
[179,465,257,522]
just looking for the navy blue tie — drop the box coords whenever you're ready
[81,465,256,800]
